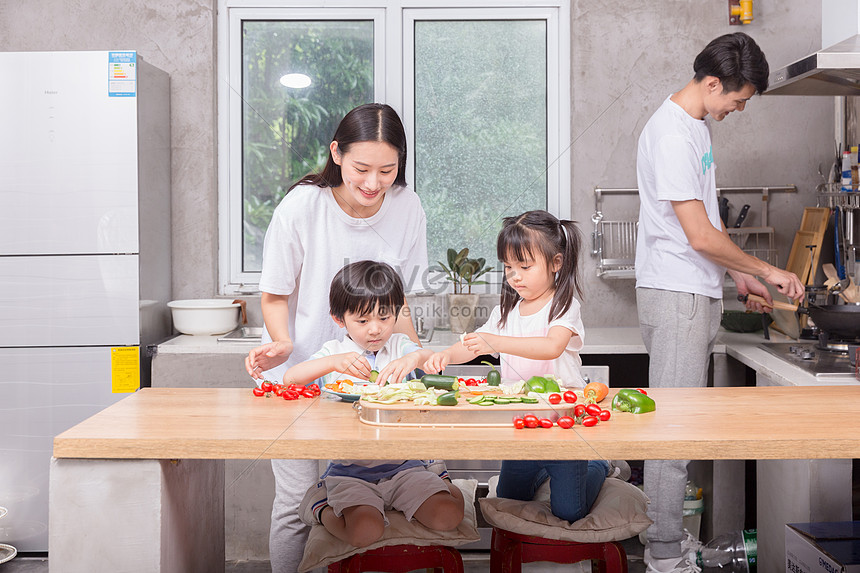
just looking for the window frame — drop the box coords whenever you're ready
[217,0,570,294]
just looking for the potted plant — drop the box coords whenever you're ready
[435,248,493,333]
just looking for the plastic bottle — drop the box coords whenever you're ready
[696,529,757,573]
[842,150,852,191]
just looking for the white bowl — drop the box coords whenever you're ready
[168,299,241,336]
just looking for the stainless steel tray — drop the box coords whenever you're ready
[217,326,263,343]
[355,400,576,427]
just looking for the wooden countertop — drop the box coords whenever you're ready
[53,386,860,461]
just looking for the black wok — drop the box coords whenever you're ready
[802,303,860,339]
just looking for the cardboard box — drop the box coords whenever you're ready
[786,522,860,573]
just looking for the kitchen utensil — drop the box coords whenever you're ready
[758,285,802,339]
[719,197,730,227]
[168,299,242,336]
[733,204,750,227]
[800,303,860,339]
[786,230,817,285]
[720,310,772,333]
[834,207,847,278]
[737,293,799,312]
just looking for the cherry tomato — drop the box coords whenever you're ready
[288,384,303,392]
[513,418,525,429]
[562,390,577,403]
[582,415,599,427]
[597,409,611,422]
[637,388,648,395]
[585,404,602,416]
[252,387,265,397]
[548,393,562,404]
[283,390,299,400]
[301,387,315,398]
[307,383,321,396]
[539,418,553,429]
[556,416,575,429]
[273,385,285,397]
[523,414,539,429]
[260,381,273,392]
[466,378,478,386]
[574,404,587,418]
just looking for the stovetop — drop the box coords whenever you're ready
[759,342,858,378]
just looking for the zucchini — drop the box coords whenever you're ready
[437,391,459,406]
[421,374,459,391]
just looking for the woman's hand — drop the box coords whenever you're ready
[246,340,293,379]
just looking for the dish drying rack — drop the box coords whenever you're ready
[591,186,795,278]
[591,188,639,279]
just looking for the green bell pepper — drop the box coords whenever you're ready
[482,361,501,386]
[611,388,656,414]
[526,375,561,393]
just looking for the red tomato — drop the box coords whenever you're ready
[300,387,315,398]
[597,409,611,422]
[273,386,285,397]
[582,416,599,427]
[637,388,648,395]
[556,416,575,429]
[283,390,299,400]
[562,390,577,403]
[252,387,265,397]
[523,414,539,429]
[574,404,587,418]
[513,418,525,429]
[548,393,562,404]
[288,384,303,392]
[466,378,478,385]
[585,404,602,416]
[539,418,553,429]
[260,381,273,392]
[307,383,321,395]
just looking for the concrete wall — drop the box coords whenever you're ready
[0,1,834,327]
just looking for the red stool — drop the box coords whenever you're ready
[490,528,628,573]
[328,544,464,573]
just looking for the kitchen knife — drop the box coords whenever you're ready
[733,204,750,228]
[719,197,729,227]
[737,293,799,312]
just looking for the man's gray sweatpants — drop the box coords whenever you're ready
[269,459,321,573]
[637,287,721,560]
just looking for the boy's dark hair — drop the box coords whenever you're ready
[329,260,405,321]
[290,103,408,192]
[693,32,769,94]
[496,210,583,328]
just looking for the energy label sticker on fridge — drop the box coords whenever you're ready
[108,51,137,97]
[111,346,140,393]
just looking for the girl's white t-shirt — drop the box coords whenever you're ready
[635,96,725,298]
[258,184,428,380]
[475,297,586,388]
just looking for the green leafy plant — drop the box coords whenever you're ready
[436,248,493,294]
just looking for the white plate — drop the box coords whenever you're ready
[0,543,17,564]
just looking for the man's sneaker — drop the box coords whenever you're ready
[644,530,704,568]
[607,459,631,481]
[645,556,702,573]
[297,480,329,526]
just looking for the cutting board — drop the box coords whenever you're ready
[357,395,580,427]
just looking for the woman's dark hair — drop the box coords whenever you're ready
[693,32,769,94]
[289,103,408,192]
[496,210,583,327]
[329,260,405,321]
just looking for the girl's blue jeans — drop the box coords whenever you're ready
[497,459,609,523]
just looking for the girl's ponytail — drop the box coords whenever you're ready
[551,219,583,321]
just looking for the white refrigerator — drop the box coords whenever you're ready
[0,51,171,552]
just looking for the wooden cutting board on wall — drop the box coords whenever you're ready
[785,207,830,285]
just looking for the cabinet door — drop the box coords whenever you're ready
[0,51,138,255]
[0,255,139,346]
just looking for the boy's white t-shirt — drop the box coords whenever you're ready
[258,184,428,380]
[308,332,420,388]
[475,297,586,388]
[635,95,725,299]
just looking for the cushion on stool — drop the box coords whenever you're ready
[479,478,651,543]
[298,478,479,572]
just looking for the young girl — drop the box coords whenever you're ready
[424,210,615,523]
[244,103,428,573]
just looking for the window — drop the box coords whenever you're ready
[218,1,570,294]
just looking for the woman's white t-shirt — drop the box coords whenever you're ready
[635,96,725,298]
[475,297,586,388]
[258,183,428,380]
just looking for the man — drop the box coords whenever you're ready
[635,32,804,573]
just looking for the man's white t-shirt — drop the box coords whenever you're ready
[635,96,725,299]
[475,298,586,388]
[258,184,428,380]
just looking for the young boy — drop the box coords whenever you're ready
[290,260,465,547]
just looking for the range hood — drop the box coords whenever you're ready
[766,34,860,96]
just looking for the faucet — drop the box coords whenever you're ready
[416,317,425,335]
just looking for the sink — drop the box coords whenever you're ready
[416,326,434,344]
[217,326,263,343]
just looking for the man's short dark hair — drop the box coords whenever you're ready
[329,260,405,321]
[693,32,769,94]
